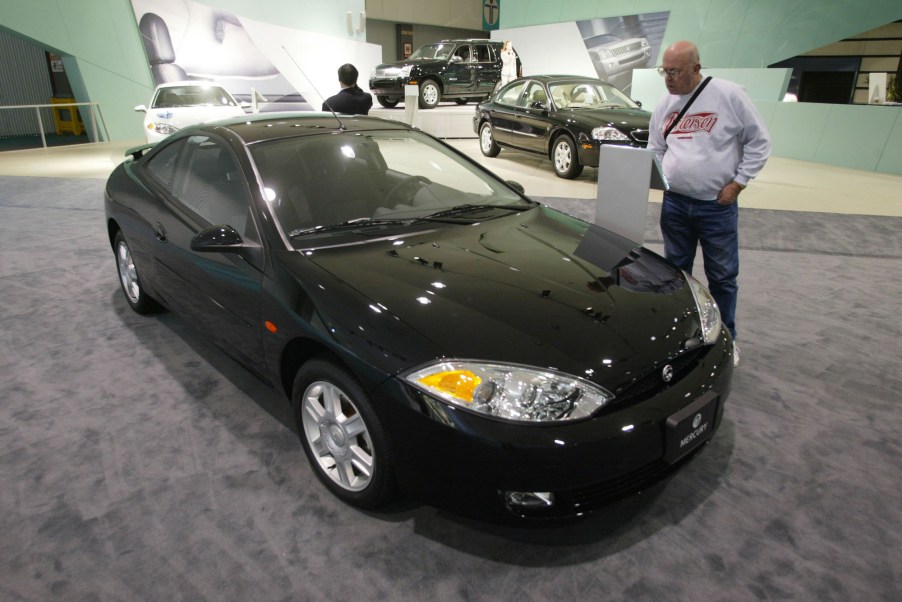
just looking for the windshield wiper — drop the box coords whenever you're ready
[416,204,530,221]
[289,218,412,238]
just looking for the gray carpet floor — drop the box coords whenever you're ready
[1,176,900,601]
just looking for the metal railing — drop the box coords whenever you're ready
[0,101,110,147]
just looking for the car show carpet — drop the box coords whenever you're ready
[1,175,900,601]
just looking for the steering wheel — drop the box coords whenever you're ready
[383,175,430,206]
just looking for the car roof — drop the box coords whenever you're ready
[189,112,413,146]
[520,75,611,85]
[153,80,225,90]
[435,39,499,44]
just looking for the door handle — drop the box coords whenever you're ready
[154,222,167,242]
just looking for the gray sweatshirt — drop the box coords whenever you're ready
[647,76,771,200]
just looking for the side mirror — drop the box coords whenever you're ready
[529,101,546,110]
[633,99,643,108]
[134,104,147,113]
[190,224,244,252]
[505,180,525,195]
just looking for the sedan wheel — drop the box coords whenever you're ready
[418,80,441,109]
[552,135,584,179]
[293,359,396,508]
[479,122,500,157]
[113,230,161,314]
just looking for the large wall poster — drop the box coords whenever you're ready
[577,12,669,95]
[130,0,383,111]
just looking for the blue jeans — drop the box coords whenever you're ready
[660,191,739,340]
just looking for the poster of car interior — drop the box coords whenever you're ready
[577,11,669,94]
[130,0,382,112]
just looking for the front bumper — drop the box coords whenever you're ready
[375,335,733,520]
[369,78,409,97]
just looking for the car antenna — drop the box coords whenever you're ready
[282,45,346,131]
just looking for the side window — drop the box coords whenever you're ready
[523,82,548,107]
[453,44,471,62]
[175,136,253,238]
[473,44,492,62]
[497,81,527,106]
[144,138,187,191]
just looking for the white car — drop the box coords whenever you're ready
[134,81,247,143]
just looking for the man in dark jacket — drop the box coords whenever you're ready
[322,63,373,115]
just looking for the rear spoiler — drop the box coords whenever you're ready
[125,142,155,161]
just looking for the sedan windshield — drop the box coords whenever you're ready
[549,81,639,110]
[152,85,238,109]
[251,130,532,244]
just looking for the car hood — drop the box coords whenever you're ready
[146,105,246,127]
[560,107,651,129]
[300,206,703,389]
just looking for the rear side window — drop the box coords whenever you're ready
[144,138,186,190]
[473,44,493,62]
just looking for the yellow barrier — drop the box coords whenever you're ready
[50,97,85,135]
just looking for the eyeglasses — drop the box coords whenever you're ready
[656,67,683,78]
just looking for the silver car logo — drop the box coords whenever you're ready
[662,364,674,382]
[692,413,702,428]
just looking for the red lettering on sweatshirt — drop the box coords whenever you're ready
[663,111,718,136]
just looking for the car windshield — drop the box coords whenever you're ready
[152,85,238,109]
[408,43,454,60]
[549,81,639,110]
[251,130,532,245]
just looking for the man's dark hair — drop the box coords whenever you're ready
[338,63,359,87]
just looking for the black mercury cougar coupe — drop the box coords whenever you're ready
[474,75,651,179]
[104,113,733,520]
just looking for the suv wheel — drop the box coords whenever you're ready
[418,79,441,109]
[377,96,400,108]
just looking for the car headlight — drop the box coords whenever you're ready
[592,126,630,142]
[400,65,413,77]
[151,123,179,135]
[685,273,722,345]
[404,361,613,422]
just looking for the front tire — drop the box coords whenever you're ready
[552,135,583,179]
[292,358,396,509]
[479,122,500,157]
[377,95,400,108]
[418,79,441,109]
[113,230,162,314]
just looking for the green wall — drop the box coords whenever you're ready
[501,0,902,175]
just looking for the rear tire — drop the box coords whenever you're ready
[292,358,396,509]
[479,122,500,157]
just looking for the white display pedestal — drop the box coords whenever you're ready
[595,146,668,244]
[403,85,420,128]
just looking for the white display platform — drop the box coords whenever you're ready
[370,102,477,139]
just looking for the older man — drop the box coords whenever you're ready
[647,41,771,367]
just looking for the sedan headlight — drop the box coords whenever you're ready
[151,123,179,135]
[592,126,630,142]
[404,361,613,422]
[685,274,722,345]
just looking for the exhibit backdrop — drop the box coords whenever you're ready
[130,0,382,111]
[494,11,669,96]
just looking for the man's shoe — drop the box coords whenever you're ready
[733,343,740,368]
